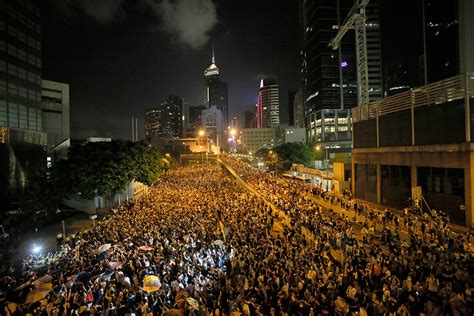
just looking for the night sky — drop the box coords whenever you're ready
[41,0,301,140]
[40,0,422,140]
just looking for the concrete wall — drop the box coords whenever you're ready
[62,180,148,215]
[352,143,474,227]
[41,80,70,149]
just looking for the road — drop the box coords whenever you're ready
[13,211,95,261]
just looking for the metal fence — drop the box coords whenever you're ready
[353,73,473,123]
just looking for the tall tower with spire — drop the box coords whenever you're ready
[203,46,228,128]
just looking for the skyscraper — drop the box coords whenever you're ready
[301,0,382,147]
[423,0,473,84]
[256,79,280,128]
[0,0,45,204]
[145,95,186,139]
[288,89,296,126]
[188,104,206,136]
[201,106,224,148]
[0,0,43,142]
[204,47,228,128]
[243,110,256,129]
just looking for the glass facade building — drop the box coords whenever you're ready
[301,0,382,147]
[0,0,45,145]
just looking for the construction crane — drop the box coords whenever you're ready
[329,0,370,107]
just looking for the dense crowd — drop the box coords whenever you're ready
[0,158,472,315]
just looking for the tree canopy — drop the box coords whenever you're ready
[57,140,162,199]
[255,143,316,172]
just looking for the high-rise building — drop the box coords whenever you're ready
[0,0,43,142]
[256,79,280,128]
[423,0,473,84]
[243,110,256,129]
[201,106,224,148]
[301,0,382,147]
[288,89,297,126]
[145,95,186,139]
[204,48,228,128]
[293,87,305,128]
[41,79,70,149]
[0,0,46,205]
[188,104,206,136]
[144,108,160,139]
[384,63,413,97]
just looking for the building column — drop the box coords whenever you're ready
[376,164,382,204]
[466,151,474,227]
[351,160,356,195]
[411,165,417,188]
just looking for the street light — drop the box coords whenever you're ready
[228,128,237,153]
[198,130,205,137]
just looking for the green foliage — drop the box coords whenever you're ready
[58,140,163,199]
[255,143,316,172]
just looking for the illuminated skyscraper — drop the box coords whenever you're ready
[256,79,280,128]
[301,0,382,147]
[204,47,228,128]
[145,95,187,139]
[1,0,46,206]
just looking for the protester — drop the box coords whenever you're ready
[0,158,472,315]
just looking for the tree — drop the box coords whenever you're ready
[49,140,163,200]
[256,143,316,172]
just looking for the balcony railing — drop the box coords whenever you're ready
[353,73,473,123]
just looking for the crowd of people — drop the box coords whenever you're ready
[0,157,472,315]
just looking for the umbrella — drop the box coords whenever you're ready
[74,271,92,284]
[109,261,123,269]
[213,240,224,247]
[24,283,52,304]
[95,252,111,263]
[186,297,200,310]
[138,245,153,251]
[174,291,189,309]
[143,275,161,293]
[98,244,112,253]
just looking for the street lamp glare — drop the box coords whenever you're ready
[230,128,236,136]
[32,244,42,254]
[315,145,321,151]
[198,130,205,137]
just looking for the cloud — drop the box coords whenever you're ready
[144,0,218,50]
[59,0,125,23]
[79,0,124,22]
[53,0,217,49]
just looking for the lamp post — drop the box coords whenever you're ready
[198,130,209,164]
[229,128,237,153]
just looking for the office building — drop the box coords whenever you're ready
[244,110,256,129]
[352,73,474,226]
[201,106,224,148]
[188,104,206,136]
[293,87,305,128]
[288,89,296,126]
[384,63,413,97]
[241,127,278,153]
[256,79,280,128]
[41,79,70,149]
[279,126,306,144]
[0,0,45,206]
[423,0,473,83]
[301,0,382,147]
[145,95,186,139]
[204,48,228,128]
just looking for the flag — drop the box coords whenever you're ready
[271,221,284,238]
